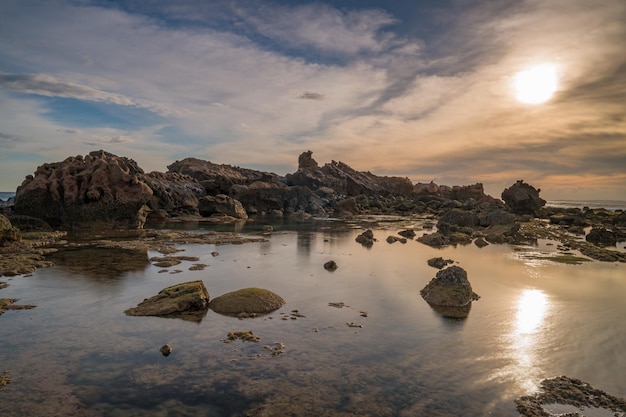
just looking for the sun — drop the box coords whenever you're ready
[512,63,558,104]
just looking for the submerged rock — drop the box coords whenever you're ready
[585,227,617,246]
[427,257,454,269]
[209,287,285,318]
[420,266,480,309]
[515,375,626,417]
[125,280,210,322]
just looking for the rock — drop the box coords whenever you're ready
[355,229,375,247]
[479,209,517,227]
[5,215,52,232]
[167,157,285,196]
[398,229,416,239]
[143,171,206,218]
[420,266,480,308]
[160,344,172,357]
[386,235,406,244]
[427,257,454,269]
[198,194,248,219]
[515,376,626,417]
[209,288,285,318]
[222,331,260,343]
[417,232,450,247]
[0,215,20,245]
[124,280,210,322]
[0,298,36,315]
[286,151,413,197]
[474,237,489,248]
[586,227,617,246]
[14,150,154,229]
[323,260,338,271]
[501,180,546,215]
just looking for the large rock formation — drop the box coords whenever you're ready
[167,157,285,195]
[286,151,414,197]
[124,280,210,322]
[501,180,546,215]
[14,151,153,229]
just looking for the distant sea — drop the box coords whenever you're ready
[0,191,16,202]
[546,200,626,211]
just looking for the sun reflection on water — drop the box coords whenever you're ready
[515,289,548,335]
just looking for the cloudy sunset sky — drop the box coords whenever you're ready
[1,0,625,200]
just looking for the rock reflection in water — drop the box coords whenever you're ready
[47,247,149,280]
[427,301,473,319]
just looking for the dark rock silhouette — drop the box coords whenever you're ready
[501,180,546,215]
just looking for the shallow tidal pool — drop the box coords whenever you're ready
[1,219,625,416]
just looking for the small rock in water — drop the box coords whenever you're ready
[211,251,219,257]
[346,322,363,328]
[323,260,338,271]
[160,344,172,357]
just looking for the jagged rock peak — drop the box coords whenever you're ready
[297,150,319,170]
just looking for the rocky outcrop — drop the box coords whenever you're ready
[209,287,285,318]
[501,180,546,215]
[0,215,20,245]
[585,227,617,246]
[14,151,153,229]
[420,266,480,308]
[515,376,626,417]
[143,171,206,218]
[198,194,248,219]
[124,280,210,322]
[167,157,285,195]
[286,151,413,197]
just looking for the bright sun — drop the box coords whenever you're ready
[513,63,558,104]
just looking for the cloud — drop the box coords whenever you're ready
[230,2,399,57]
[299,91,324,100]
[0,132,24,148]
[0,73,176,117]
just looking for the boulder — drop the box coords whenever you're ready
[420,266,480,307]
[0,215,21,245]
[417,232,450,247]
[501,180,546,215]
[398,229,416,239]
[209,287,285,318]
[124,280,210,322]
[355,229,375,247]
[427,257,454,269]
[586,227,617,246]
[323,260,338,271]
[198,194,248,219]
[14,150,153,229]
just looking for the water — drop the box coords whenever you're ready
[0,192,15,202]
[0,219,625,416]
[546,200,626,211]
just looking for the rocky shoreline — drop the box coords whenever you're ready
[1,150,625,277]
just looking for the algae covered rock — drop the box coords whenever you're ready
[420,266,480,308]
[209,287,285,318]
[125,280,209,321]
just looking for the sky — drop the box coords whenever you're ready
[1,0,625,201]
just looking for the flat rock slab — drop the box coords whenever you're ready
[209,288,285,318]
[515,376,626,417]
[125,280,209,322]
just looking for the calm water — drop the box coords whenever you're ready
[0,219,625,416]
